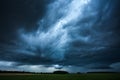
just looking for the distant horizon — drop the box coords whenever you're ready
[0,69,119,74]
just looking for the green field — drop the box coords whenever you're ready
[0,73,120,80]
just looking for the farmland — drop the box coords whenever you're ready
[0,73,120,80]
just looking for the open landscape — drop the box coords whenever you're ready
[0,0,120,80]
[0,73,120,80]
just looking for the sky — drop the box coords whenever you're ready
[0,0,120,73]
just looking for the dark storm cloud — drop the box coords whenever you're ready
[0,0,120,72]
[0,0,54,43]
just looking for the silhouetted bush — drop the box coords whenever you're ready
[76,72,82,74]
[53,71,69,74]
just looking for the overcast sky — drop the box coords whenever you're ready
[0,0,120,73]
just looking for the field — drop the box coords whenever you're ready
[0,73,120,80]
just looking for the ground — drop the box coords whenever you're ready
[0,73,120,80]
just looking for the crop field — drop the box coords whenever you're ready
[0,73,120,80]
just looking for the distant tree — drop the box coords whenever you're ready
[77,72,81,74]
[53,71,69,74]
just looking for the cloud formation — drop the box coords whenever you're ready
[0,0,120,72]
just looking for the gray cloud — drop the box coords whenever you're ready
[0,0,120,72]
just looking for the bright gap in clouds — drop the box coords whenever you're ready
[0,61,88,73]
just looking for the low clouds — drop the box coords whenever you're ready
[0,0,120,72]
[110,62,120,71]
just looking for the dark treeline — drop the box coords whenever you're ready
[0,70,51,74]
[0,70,69,74]
[87,72,119,73]
[0,70,32,73]
[0,70,119,74]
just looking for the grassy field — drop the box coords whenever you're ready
[0,73,120,80]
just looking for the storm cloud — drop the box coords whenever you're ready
[0,0,120,72]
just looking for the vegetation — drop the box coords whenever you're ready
[53,70,69,74]
[0,73,120,80]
